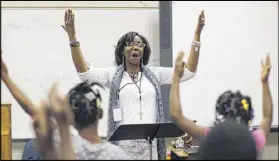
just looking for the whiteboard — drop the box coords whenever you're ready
[1,9,159,139]
[172,2,278,127]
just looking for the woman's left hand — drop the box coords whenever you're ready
[195,10,205,35]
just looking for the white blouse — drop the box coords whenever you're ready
[119,72,157,124]
[77,66,195,126]
[77,66,195,87]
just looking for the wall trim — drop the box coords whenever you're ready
[2,6,158,10]
[1,1,158,9]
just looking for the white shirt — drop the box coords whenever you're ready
[77,66,195,125]
[119,72,157,124]
[78,66,195,87]
[77,66,195,159]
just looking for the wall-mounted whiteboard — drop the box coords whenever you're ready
[1,9,159,139]
[172,1,278,127]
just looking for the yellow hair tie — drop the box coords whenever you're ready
[243,104,249,110]
[241,99,247,104]
[96,98,101,108]
[241,99,249,111]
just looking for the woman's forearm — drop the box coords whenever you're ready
[185,34,201,73]
[2,74,35,116]
[69,35,89,73]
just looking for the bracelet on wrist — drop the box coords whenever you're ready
[191,41,201,52]
[70,40,80,47]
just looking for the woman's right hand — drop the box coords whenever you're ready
[62,9,76,39]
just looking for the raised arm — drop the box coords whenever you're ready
[32,102,57,160]
[259,54,273,138]
[169,51,206,138]
[62,9,112,87]
[1,50,36,117]
[48,83,75,160]
[185,10,205,73]
[152,11,205,85]
[62,9,88,73]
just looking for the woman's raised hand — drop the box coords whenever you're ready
[61,9,76,39]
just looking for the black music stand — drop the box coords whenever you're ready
[109,123,184,160]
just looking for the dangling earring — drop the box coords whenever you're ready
[122,54,126,70]
[122,54,125,64]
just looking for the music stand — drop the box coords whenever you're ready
[109,123,184,160]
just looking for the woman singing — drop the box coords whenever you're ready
[62,9,205,160]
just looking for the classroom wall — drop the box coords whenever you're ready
[2,1,278,160]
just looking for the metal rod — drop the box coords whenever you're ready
[148,136,152,160]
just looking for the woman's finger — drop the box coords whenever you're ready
[66,9,71,23]
[71,13,75,24]
[64,10,67,23]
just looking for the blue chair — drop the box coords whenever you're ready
[21,139,41,160]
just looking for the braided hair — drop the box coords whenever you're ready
[215,90,254,126]
[67,82,104,130]
[114,31,151,66]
